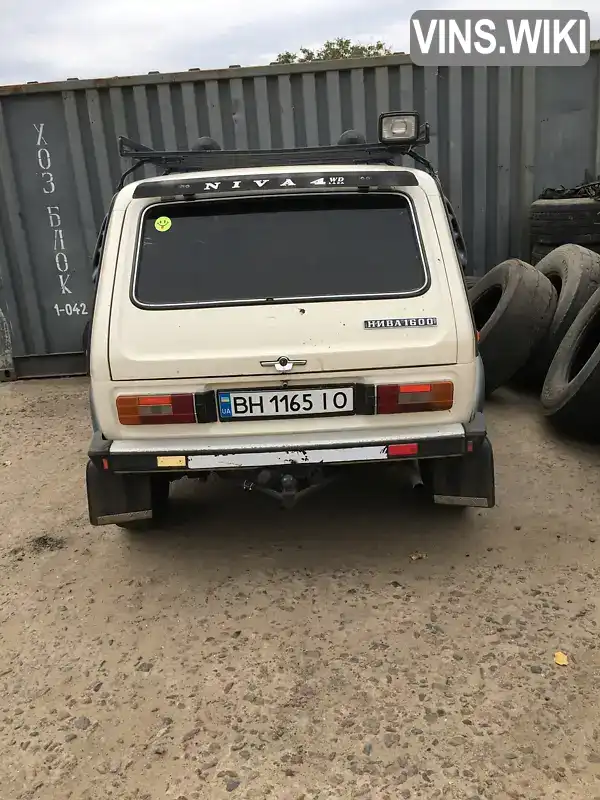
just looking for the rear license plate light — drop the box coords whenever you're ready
[376,381,453,414]
[116,394,196,425]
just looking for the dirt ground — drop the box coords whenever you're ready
[1,378,600,800]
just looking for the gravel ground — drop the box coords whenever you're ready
[1,378,600,800]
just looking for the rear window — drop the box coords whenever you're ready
[133,193,427,308]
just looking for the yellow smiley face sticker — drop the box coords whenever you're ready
[154,216,172,232]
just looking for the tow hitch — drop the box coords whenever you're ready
[240,460,427,509]
[242,468,336,508]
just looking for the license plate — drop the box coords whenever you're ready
[217,387,354,420]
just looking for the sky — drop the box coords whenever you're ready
[1,0,599,86]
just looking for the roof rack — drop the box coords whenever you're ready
[113,112,467,270]
[116,111,435,189]
[118,137,424,169]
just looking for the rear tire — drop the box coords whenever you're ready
[118,476,171,531]
[417,459,475,513]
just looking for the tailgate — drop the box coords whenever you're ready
[109,188,458,381]
[109,296,456,380]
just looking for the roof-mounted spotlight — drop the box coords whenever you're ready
[378,112,420,145]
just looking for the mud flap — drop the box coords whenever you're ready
[86,460,153,526]
[429,436,495,508]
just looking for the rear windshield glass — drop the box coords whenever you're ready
[133,193,426,307]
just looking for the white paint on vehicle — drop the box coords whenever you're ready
[187,445,389,470]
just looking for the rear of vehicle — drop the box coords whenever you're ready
[87,163,493,527]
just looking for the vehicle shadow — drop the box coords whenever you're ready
[120,465,493,580]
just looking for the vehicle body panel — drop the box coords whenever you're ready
[90,163,477,446]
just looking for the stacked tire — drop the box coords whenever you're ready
[523,245,600,385]
[530,197,600,265]
[538,245,600,440]
[468,243,600,442]
[468,258,557,395]
[541,287,600,441]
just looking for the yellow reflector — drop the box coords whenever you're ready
[157,456,187,468]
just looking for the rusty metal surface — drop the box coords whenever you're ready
[1,52,600,374]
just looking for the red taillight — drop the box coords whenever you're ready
[376,381,454,414]
[388,443,419,457]
[116,394,196,425]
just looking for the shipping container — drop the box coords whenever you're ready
[1,47,600,379]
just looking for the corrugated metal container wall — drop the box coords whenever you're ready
[1,49,600,378]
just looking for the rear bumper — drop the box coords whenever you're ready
[86,414,495,523]
[88,413,488,473]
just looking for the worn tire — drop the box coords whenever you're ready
[541,286,600,441]
[464,275,479,289]
[468,259,557,395]
[531,241,600,265]
[521,245,600,384]
[530,199,600,245]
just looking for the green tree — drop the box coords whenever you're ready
[276,38,392,64]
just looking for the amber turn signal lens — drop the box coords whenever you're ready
[116,394,196,425]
